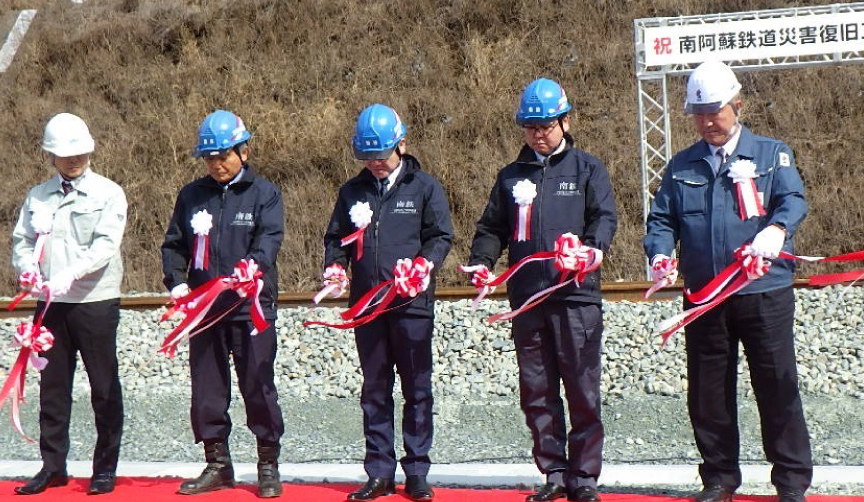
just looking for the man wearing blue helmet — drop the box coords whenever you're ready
[466,79,618,502]
[319,104,453,501]
[161,110,285,498]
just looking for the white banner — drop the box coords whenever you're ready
[644,12,864,66]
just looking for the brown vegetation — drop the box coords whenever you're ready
[0,0,861,293]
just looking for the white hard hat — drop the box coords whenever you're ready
[684,61,742,114]
[42,113,95,157]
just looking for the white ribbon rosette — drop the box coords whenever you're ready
[727,159,766,220]
[190,210,213,270]
[512,179,537,242]
[341,201,374,260]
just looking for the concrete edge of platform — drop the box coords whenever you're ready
[1,461,863,489]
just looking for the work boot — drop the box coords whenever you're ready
[256,442,282,498]
[178,442,235,494]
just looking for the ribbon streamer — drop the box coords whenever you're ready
[1,290,55,442]
[159,259,269,358]
[467,233,602,323]
[342,202,373,261]
[728,159,766,220]
[304,257,428,330]
[512,179,536,242]
[190,210,212,270]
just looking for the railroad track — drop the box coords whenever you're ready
[1,279,827,318]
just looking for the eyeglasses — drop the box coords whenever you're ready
[523,122,559,137]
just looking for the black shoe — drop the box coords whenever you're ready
[347,477,396,501]
[257,444,282,498]
[405,475,434,501]
[178,442,235,495]
[88,472,116,495]
[695,485,735,502]
[777,489,807,502]
[527,482,567,502]
[14,469,69,495]
[570,486,601,502]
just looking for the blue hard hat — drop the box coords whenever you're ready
[352,104,406,160]
[515,78,572,125]
[195,110,252,157]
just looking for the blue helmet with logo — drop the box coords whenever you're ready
[515,78,572,125]
[352,104,406,160]
[195,110,252,157]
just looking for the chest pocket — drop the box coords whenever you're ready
[673,174,710,216]
[70,204,102,244]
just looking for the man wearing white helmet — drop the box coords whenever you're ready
[12,113,127,495]
[645,61,812,502]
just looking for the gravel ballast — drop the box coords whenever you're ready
[0,286,862,492]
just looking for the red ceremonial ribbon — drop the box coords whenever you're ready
[1,291,54,442]
[470,233,601,323]
[7,271,44,311]
[304,257,427,330]
[514,204,532,242]
[340,226,367,261]
[192,234,210,270]
[734,178,766,220]
[159,259,269,358]
[655,246,864,343]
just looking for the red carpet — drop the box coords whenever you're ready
[0,479,862,502]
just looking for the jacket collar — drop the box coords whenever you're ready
[687,125,757,166]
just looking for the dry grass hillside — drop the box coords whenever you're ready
[1,0,862,293]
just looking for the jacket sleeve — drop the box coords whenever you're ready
[69,185,128,280]
[247,184,284,273]
[323,187,351,269]
[766,144,807,237]
[161,190,191,290]
[11,191,37,275]
[418,177,453,267]
[582,160,618,252]
[644,165,680,260]
[468,173,510,269]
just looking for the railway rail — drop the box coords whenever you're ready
[0,279,826,318]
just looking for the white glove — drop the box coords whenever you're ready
[170,283,191,300]
[46,269,76,297]
[320,264,349,297]
[581,246,603,274]
[459,264,497,294]
[650,254,679,284]
[750,225,786,259]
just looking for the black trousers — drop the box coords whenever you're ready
[189,321,284,444]
[511,301,604,491]
[36,299,123,474]
[684,287,812,492]
[354,313,434,479]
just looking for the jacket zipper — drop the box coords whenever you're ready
[215,186,227,273]
[536,159,548,253]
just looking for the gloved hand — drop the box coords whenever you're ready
[17,268,43,292]
[321,264,349,297]
[46,269,75,297]
[170,283,191,300]
[750,225,786,259]
[650,254,679,284]
[580,246,604,275]
[459,264,497,294]
[232,258,260,282]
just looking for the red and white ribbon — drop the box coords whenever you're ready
[728,159,766,220]
[341,202,373,261]
[645,256,679,299]
[656,245,769,344]
[159,258,269,358]
[7,270,46,311]
[30,206,53,266]
[313,264,349,304]
[512,179,537,242]
[655,246,864,344]
[304,256,428,330]
[190,210,212,270]
[459,264,498,308]
[466,233,601,323]
[0,294,55,442]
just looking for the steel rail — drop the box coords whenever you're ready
[0,279,828,318]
